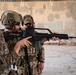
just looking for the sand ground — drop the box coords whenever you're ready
[42,44,76,75]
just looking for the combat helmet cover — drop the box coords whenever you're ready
[1,10,22,26]
[22,15,34,25]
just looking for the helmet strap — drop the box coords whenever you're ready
[5,24,13,29]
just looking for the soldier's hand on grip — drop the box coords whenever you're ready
[19,36,32,47]
[14,36,32,55]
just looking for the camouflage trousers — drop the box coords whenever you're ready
[30,59,42,75]
[0,58,42,75]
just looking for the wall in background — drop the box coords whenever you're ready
[0,1,76,36]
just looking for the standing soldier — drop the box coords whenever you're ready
[0,10,44,75]
[0,10,32,75]
[22,15,45,75]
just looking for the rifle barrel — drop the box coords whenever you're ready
[68,36,76,39]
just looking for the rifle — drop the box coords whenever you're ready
[6,26,76,42]
[22,26,76,41]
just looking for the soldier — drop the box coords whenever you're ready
[22,15,45,75]
[21,15,60,75]
[0,10,32,75]
[0,10,58,75]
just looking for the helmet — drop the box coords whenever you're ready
[1,10,22,29]
[22,15,34,26]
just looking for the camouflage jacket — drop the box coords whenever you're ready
[0,29,45,75]
[0,30,27,75]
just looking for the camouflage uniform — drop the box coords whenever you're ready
[0,10,27,75]
[22,15,45,75]
[0,30,15,74]
[0,10,45,75]
[0,30,44,75]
